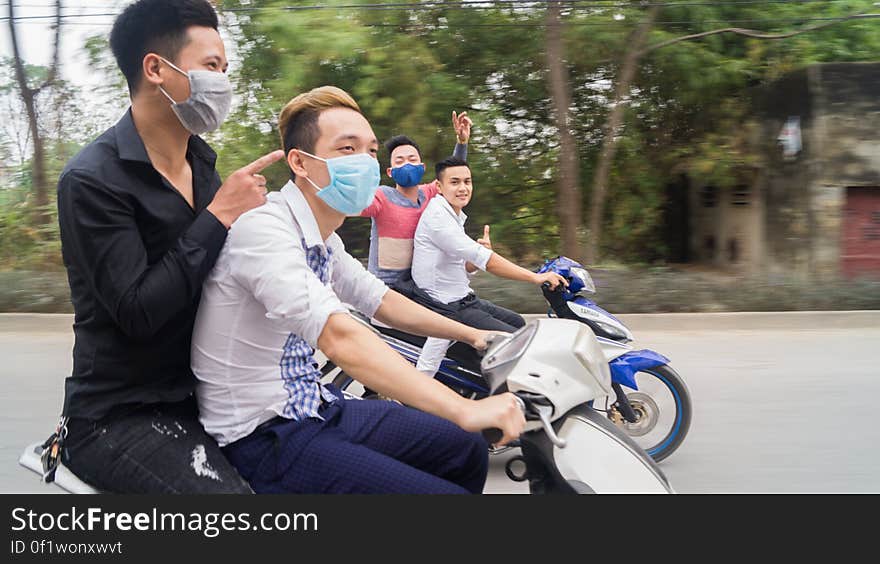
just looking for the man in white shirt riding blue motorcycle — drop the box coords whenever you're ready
[410,157,567,376]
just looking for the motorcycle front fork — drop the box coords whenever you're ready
[610,382,639,424]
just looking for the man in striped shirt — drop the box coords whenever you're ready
[360,112,472,287]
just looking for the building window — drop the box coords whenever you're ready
[732,184,750,206]
[701,185,718,208]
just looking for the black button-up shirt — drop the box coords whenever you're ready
[57,109,228,420]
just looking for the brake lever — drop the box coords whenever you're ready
[531,403,567,449]
[482,395,569,450]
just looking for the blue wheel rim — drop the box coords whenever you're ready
[638,368,683,457]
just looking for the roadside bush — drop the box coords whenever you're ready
[0,271,72,313]
[0,265,878,315]
[470,265,880,314]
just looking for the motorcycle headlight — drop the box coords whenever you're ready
[481,323,538,373]
[570,267,595,294]
[596,320,628,341]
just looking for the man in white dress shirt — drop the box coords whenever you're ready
[190,86,525,494]
[411,157,567,376]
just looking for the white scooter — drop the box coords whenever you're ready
[19,316,671,494]
[476,317,672,493]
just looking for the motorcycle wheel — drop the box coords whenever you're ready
[607,364,691,463]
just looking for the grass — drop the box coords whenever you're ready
[2,267,879,315]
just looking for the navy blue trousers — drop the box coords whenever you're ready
[222,393,489,494]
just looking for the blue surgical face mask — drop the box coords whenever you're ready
[298,149,380,215]
[390,163,425,188]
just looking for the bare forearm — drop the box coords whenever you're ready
[373,290,476,343]
[318,313,468,422]
[486,253,538,283]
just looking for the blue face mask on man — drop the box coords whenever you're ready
[390,163,426,188]
[298,149,380,215]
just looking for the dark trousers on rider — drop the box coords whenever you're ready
[222,388,489,494]
[62,396,253,494]
[393,271,526,333]
[442,293,526,333]
[414,293,526,374]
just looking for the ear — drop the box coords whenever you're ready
[386,167,394,179]
[288,149,309,178]
[142,53,165,87]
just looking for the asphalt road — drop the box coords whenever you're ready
[2,312,879,494]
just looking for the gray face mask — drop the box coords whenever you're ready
[158,56,232,135]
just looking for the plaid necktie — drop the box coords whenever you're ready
[279,239,339,421]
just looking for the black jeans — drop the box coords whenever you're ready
[62,396,252,494]
[447,294,526,333]
[394,271,525,332]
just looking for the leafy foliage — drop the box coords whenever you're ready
[2,0,879,273]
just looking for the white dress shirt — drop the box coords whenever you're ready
[191,181,388,446]
[411,194,493,305]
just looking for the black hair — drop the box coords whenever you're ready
[384,135,421,161]
[435,156,469,181]
[109,0,219,94]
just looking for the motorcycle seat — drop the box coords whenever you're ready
[19,441,102,494]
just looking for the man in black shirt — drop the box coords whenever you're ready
[53,0,284,493]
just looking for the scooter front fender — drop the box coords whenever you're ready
[608,349,670,390]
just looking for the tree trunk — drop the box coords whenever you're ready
[545,1,582,260]
[584,5,660,264]
[7,0,62,224]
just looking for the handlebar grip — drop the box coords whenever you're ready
[482,428,503,445]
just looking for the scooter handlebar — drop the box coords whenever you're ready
[482,428,504,445]
[481,395,527,446]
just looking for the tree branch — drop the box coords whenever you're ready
[36,0,62,94]
[7,1,31,99]
[638,12,880,56]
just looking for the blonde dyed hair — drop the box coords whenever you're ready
[278,86,362,155]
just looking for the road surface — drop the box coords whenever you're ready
[2,312,879,494]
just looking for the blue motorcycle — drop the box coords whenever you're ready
[323,256,692,462]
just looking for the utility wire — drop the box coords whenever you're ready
[8,0,861,6]
[2,0,869,20]
[6,15,879,27]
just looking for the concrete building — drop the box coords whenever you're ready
[685,62,880,279]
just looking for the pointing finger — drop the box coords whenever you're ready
[241,150,285,175]
[483,225,490,239]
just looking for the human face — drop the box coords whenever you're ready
[151,26,228,103]
[288,107,379,194]
[437,165,473,213]
[387,144,422,180]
